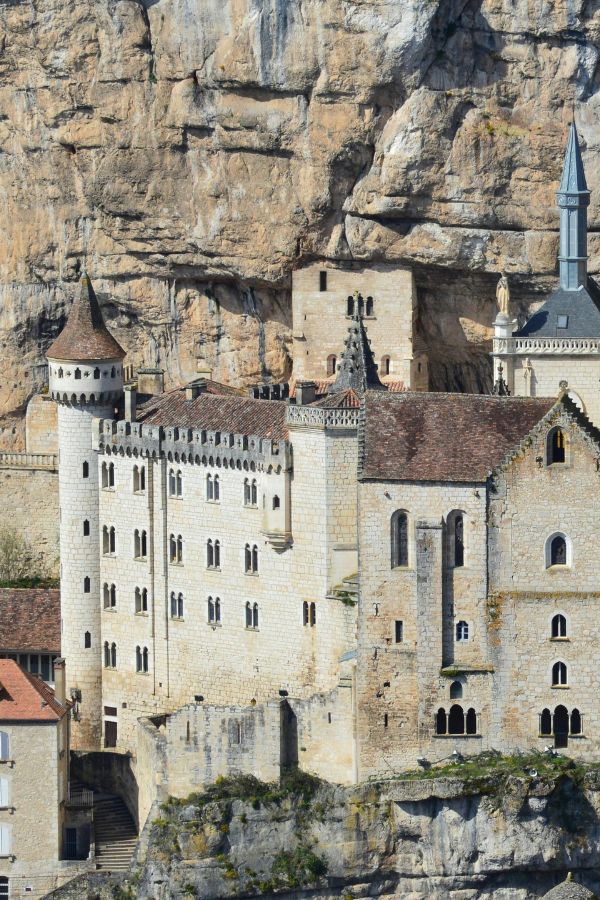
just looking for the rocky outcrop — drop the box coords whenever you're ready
[2,0,600,429]
[46,757,600,899]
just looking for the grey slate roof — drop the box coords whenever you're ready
[328,314,385,394]
[47,273,126,362]
[543,875,596,899]
[560,122,588,194]
[514,279,600,338]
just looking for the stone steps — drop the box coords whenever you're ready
[93,795,137,872]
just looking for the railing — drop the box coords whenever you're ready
[286,406,360,428]
[0,452,58,470]
[494,337,600,355]
[66,785,93,807]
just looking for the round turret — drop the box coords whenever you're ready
[47,273,126,751]
[48,273,125,405]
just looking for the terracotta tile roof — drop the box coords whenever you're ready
[360,391,557,483]
[289,377,406,399]
[137,387,288,440]
[381,378,407,393]
[0,589,60,653]
[47,274,125,362]
[0,659,67,722]
[311,389,361,408]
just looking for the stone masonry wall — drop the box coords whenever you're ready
[508,355,600,427]
[291,263,419,386]
[0,467,59,577]
[96,421,358,751]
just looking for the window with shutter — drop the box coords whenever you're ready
[0,779,8,808]
[0,733,9,762]
[0,824,11,855]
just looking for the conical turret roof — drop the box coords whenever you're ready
[47,273,125,362]
[559,122,589,195]
[328,313,385,394]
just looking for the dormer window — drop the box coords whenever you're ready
[557,315,568,329]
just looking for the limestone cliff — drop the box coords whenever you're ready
[2,0,600,437]
[46,756,600,899]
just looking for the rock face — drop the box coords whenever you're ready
[2,0,600,428]
[47,767,600,899]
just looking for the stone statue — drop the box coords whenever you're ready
[496,274,510,317]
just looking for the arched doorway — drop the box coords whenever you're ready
[554,704,569,748]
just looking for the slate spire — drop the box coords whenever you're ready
[328,312,385,394]
[47,272,125,362]
[557,122,590,291]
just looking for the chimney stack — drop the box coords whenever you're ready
[53,657,66,705]
[124,384,137,422]
[295,381,316,406]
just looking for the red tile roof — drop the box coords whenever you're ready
[137,388,288,440]
[0,589,60,653]
[360,391,557,483]
[47,274,125,362]
[0,659,67,722]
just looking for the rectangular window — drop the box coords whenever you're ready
[0,733,9,762]
[319,270,327,292]
[0,824,10,856]
[0,778,9,808]
[41,655,51,682]
[395,620,403,643]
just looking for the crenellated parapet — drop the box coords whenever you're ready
[48,359,124,405]
[92,418,292,473]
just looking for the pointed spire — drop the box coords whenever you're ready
[557,122,590,291]
[47,273,125,362]
[328,313,385,394]
[559,122,588,193]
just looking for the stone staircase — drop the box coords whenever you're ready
[93,794,138,872]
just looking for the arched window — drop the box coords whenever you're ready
[552,661,567,686]
[391,511,408,568]
[366,296,374,316]
[347,295,354,316]
[245,602,252,629]
[83,519,90,536]
[540,708,552,736]
[547,427,566,465]
[207,539,214,568]
[135,587,148,614]
[110,642,117,668]
[303,601,309,626]
[135,646,141,672]
[133,465,145,493]
[245,543,258,573]
[104,641,110,668]
[253,602,259,628]
[381,355,390,376]
[450,680,463,700]
[309,602,316,626]
[554,704,569,748]
[207,474,214,501]
[549,535,567,567]
[215,540,221,568]
[134,529,147,560]
[108,463,114,487]
[327,354,337,376]
[82,461,89,479]
[214,474,220,501]
[170,592,184,619]
[169,468,176,496]
[102,526,115,556]
[456,620,469,642]
[551,614,567,639]
[110,366,116,378]
[448,704,465,735]
[435,708,447,735]
[215,597,221,623]
[251,479,258,506]
[102,462,108,488]
[571,708,582,735]
[243,478,251,506]
[74,367,81,380]
[357,294,364,315]
[453,514,464,567]
[170,534,182,564]
[84,577,90,594]
[58,367,63,378]
[466,708,477,735]
[94,367,100,379]
[84,631,91,649]
[252,544,258,573]
[176,470,183,497]
[272,495,280,510]
[143,647,149,672]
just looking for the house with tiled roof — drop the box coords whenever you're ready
[0,658,93,898]
[0,589,60,685]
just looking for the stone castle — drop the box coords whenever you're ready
[46,123,600,826]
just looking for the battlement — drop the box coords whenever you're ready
[92,418,292,472]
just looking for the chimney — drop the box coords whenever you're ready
[124,384,137,422]
[137,368,165,396]
[53,657,66,705]
[295,380,316,406]
[186,378,208,401]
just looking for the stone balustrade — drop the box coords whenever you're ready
[0,452,58,471]
[494,337,600,355]
[286,406,360,428]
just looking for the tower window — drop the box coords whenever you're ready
[170,592,184,619]
[207,474,220,502]
[551,614,567,639]
[326,354,337,376]
[133,465,145,493]
[169,534,183,564]
[245,543,258,574]
[347,295,354,316]
[547,427,566,465]
[134,529,148,560]
[309,602,316,626]
[456,620,469,642]
[381,356,391,376]
[103,583,116,609]
[319,270,327,292]
[136,645,149,673]
[82,461,89,479]
[450,680,463,700]
[549,535,567,567]
[366,296,374,316]
[83,519,90,537]
[245,602,259,629]
[84,631,91,649]
[391,511,409,568]
[83,577,90,594]
[102,461,115,490]
[272,495,280,510]
[102,526,116,556]
[208,596,221,624]
[552,660,568,686]
[169,468,183,498]
[394,620,403,643]
[135,587,148,614]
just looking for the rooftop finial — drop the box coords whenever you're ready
[328,312,384,394]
